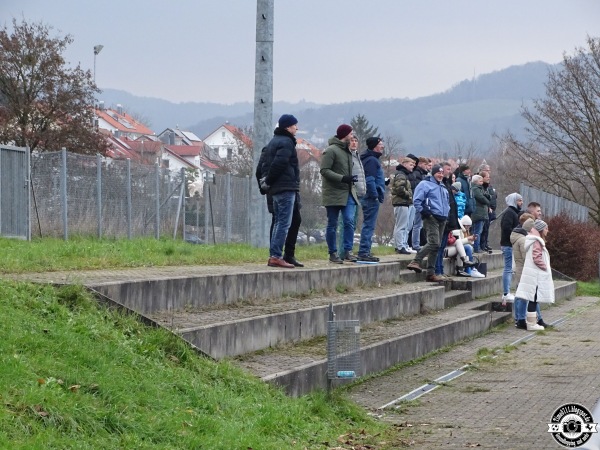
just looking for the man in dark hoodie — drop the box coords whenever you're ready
[260,114,300,269]
[357,137,386,262]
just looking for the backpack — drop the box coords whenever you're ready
[256,146,270,195]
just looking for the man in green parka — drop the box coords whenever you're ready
[320,124,359,264]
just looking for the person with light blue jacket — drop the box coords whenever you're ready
[406,164,450,282]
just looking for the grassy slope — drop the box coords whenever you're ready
[0,238,404,448]
[0,282,399,449]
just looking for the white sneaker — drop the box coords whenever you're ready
[407,247,417,254]
[470,268,485,278]
[502,293,515,302]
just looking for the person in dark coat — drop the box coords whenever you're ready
[434,162,462,277]
[500,192,523,302]
[256,146,303,267]
[357,137,386,262]
[259,114,301,269]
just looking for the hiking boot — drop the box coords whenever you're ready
[357,254,379,262]
[406,261,423,273]
[329,252,344,264]
[283,255,304,267]
[425,274,445,282]
[515,319,527,330]
[342,251,358,262]
[267,256,294,268]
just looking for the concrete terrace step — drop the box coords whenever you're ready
[234,279,576,397]
[148,279,473,359]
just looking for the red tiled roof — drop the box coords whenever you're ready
[95,107,155,135]
[296,137,322,166]
[165,145,200,157]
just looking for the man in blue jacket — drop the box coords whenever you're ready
[406,164,450,282]
[358,137,386,262]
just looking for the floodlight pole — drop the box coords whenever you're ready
[250,0,273,247]
[93,44,104,84]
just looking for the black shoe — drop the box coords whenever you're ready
[456,268,470,277]
[396,248,411,255]
[516,319,527,330]
[462,259,477,268]
[357,254,379,262]
[538,319,552,328]
[329,252,344,264]
[484,246,492,251]
[283,255,304,267]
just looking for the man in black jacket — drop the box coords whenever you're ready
[259,114,301,268]
[500,192,523,301]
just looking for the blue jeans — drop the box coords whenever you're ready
[514,298,542,321]
[501,245,513,295]
[326,196,356,254]
[270,191,296,258]
[435,230,449,275]
[359,197,380,256]
[472,220,484,252]
[411,211,423,250]
[464,244,473,274]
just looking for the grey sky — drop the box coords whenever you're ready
[2,0,599,104]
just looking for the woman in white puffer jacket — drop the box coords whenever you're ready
[445,215,483,277]
[515,219,555,331]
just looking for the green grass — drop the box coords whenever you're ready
[0,237,396,274]
[0,282,408,449]
[576,280,600,297]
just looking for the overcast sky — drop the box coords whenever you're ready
[2,1,599,105]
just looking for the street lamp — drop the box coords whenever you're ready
[93,44,103,83]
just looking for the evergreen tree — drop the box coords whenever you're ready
[350,114,379,150]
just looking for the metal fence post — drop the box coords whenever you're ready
[225,172,231,243]
[155,162,160,239]
[204,181,210,244]
[126,159,132,239]
[96,154,102,238]
[60,148,68,240]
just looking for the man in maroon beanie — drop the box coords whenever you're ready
[320,124,359,263]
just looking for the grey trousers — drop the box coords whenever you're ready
[414,215,446,275]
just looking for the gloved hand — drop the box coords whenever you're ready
[421,206,432,218]
[341,175,354,184]
[259,177,270,192]
[384,177,390,186]
[352,175,358,183]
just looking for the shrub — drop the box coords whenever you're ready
[546,214,600,281]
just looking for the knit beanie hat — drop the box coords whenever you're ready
[278,114,298,129]
[522,218,535,232]
[534,219,548,232]
[336,124,353,139]
[366,137,381,149]
[451,182,462,192]
[431,164,444,175]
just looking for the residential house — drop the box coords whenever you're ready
[203,123,252,162]
[95,101,155,140]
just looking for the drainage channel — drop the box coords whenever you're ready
[379,316,566,410]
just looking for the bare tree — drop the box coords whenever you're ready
[501,36,600,225]
[0,19,106,154]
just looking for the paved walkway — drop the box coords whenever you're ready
[347,295,600,449]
